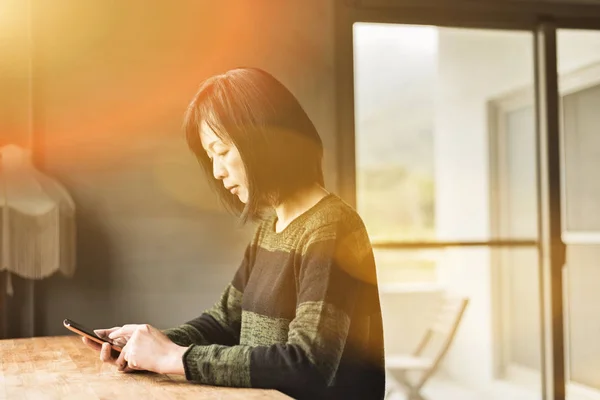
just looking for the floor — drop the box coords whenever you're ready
[385,375,540,400]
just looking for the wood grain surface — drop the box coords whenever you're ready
[0,335,291,399]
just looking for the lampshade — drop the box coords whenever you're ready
[0,144,76,295]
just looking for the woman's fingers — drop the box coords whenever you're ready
[108,337,128,347]
[124,355,141,371]
[95,326,129,348]
[94,326,121,339]
[83,333,136,373]
[81,336,102,351]
[100,342,118,364]
[108,324,138,340]
[86,325,147,374]
[115,344,130,371]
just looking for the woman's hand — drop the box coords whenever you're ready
[95,325,134,348]
[81,324,187,375]
[81,325,138,372]
[109,324,188,375]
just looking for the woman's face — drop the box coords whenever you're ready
[199,121,249,204]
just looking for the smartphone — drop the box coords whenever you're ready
[63,318,123,352]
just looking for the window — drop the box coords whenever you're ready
[487,29,600,396]
[354,23,437,285]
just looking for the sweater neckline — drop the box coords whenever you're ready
[270,193,336,236]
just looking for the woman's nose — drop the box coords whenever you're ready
[212,159,227,180]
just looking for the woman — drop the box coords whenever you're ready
[83,67,385,399]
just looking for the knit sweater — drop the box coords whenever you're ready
[163,194,385,399]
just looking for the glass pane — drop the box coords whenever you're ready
[374,248,440,284]
[562,83,600,233]
[558,29,600,396]
[354,24,436,243]
[502,248,541,370]
[564,245,600,390]
[353,24,537,243]
[504,106,537,239]
[497,104,541,382]
[354,23,542,399]
[378,247,541,399]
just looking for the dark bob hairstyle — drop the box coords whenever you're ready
[183,67,324,222]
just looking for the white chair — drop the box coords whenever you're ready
[385,295,469,400]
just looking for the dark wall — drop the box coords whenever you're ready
[1,0,31,148]
[17,0,336,335]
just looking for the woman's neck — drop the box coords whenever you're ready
[274,184,329,233]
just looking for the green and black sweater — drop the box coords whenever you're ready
[164,194,385,399]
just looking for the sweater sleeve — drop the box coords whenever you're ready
[180,222,376,398]
[163,245,252,347]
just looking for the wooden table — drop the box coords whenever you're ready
[0,336,291,399]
